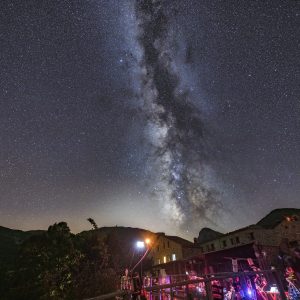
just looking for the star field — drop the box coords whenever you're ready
[0,0,299,239]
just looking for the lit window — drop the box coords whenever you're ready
[172,253,176,261]
[163,256,167,263]
[158,259,160,264]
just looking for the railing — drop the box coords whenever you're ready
[84,290,128,300]
[84,270,287,300]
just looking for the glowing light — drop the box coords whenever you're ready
[270,286,279,293]
[247,288,252,296]
[145,238,151,245]
[136,241,145,248]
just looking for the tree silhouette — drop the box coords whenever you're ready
[87,218,98,230]
[7,222,80,299]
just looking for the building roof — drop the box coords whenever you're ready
[164,235,194,247]
[224,224,261,236]
[195,208,300,246]
[197,227,224,244]
[256,208,300,229]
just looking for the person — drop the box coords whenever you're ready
[212,280,224,300]
[224,279,235,300]
[286,267,300,300]
[121,268,131,290]
[143,274,151,287]
[132,272,142,300]
[232,277,245,300]
[120,269,132,300]
[291,247,300,286]
[249,265,267,300]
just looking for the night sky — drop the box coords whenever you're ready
[1,0,299,239]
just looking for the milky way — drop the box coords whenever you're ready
[131,0,223,232]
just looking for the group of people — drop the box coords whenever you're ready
[211,277,256,300]
[120,263,300,300]
[120,268,145,300]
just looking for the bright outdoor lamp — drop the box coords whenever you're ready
[136,241,145,248]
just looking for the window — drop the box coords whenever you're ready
[249,232,255,240]
[200,247,203,253]
[230,238,234,245]
[167,241,170,248]
[172,253,176,261]
[163,256,167,263]
[157,258,161,264]
[211,243,215,251]
[157,246,160,252]
[236,236,240,244]
[163,242,165,249]
[206,245,210,252]
[222,240,227,247]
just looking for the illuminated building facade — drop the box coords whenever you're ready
[150,233,200,266]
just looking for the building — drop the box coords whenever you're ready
[194,208,300,271]
[150,232,200,265]
[195,209,300,253]
[144,209,300,276]
[148,233,204,277]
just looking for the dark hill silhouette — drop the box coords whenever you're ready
[79,226,157,246]
[196,227,224,244]
[0,225,155,268]
[2,208,299,268]
[0,226,44,266]
[256,208,300,228]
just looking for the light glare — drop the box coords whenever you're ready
[136,241,145,248]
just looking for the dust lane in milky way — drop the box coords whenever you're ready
[131,1,223,234]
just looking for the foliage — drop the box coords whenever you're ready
[0,223,155,299]
[5,222,79,299]
[87,218,98,230]
[1,222,118,300]
[73,230,118,299]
